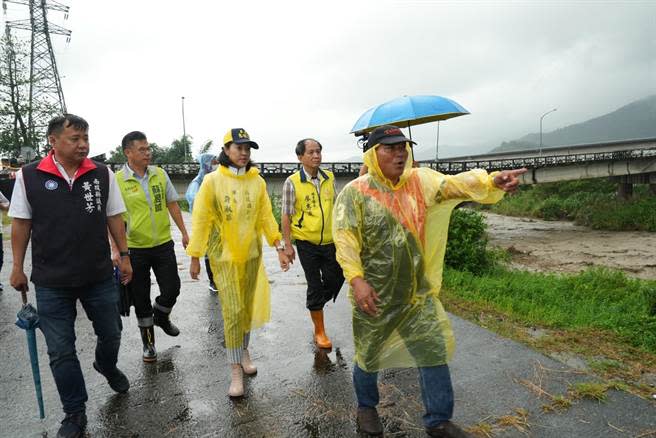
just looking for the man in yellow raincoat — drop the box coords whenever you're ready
[333,125,526,437]
[186,128,290,398]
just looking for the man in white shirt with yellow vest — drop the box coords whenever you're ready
[282,138,345,349]
[116,131,189,363]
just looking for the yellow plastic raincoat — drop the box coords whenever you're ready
[333,144,504,372]
[186,165,281,351]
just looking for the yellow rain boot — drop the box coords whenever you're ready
[310,310,332,349]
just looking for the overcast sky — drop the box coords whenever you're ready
[3,0,655,161]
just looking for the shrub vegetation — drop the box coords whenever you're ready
[487,179,656,231]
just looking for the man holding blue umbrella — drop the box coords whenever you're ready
[10,114,133,438]
[333,125,526,437]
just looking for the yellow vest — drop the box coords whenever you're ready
[289,168,335,245]
[116,165,172,248]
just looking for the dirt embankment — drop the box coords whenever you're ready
[484,212,656,280]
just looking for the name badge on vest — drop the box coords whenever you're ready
[45,179,58,190]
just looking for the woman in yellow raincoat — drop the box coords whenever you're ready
[187,128,290,398]
[333,125,525,437]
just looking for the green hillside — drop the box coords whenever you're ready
[492,95,656,153]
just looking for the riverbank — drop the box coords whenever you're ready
[439,210,656,403]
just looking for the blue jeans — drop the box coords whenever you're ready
[36,276,122,414]
[353,363,454,428]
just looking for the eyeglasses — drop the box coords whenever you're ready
[135,147,152,154]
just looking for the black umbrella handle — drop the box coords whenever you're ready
[21,290,28,305]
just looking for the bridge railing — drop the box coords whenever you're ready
[106,146,656,178]
[418,147,656,174]
[107,161,365,177]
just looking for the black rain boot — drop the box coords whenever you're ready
[139,325,157,362]
[153,308,180,337]
[56,411,87,438]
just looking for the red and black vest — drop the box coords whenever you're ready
[22,155,113,288]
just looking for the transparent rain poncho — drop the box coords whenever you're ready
[185,153,216,212]
[333,144,504,372]
[186,165,281,350]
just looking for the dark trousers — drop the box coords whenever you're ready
[0,232,3,277]
[296,240,345,311]
[353,363,454,428]
[36,277,122,414]
[129,239,181,324]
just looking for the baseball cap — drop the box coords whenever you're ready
[364,125,416,152]
[223,128,259,149]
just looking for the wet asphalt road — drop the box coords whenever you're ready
[1,213,655,437]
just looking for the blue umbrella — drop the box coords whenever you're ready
[351,95,470,160]
[15,290,45,419]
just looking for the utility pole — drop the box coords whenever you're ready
[181,96,188,161]
[435,121,440,162]
[539,108,557,156]
[3,0,71,153]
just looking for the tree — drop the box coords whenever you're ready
[107,144,126,163]
[0,33,32,157]
[107,142,165,164]
[106,135,198,164]
[154,135,191,164]
[0,32,61,158]
[199,139,213,154]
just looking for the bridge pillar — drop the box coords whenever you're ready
[617,182,633,200]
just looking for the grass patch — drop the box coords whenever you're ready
[467,408,531,437]
[466,422,493,438]
[542,394,572,412]
[443,266,656,353]
[486,179,656,231]
[569,381,627,402]
[442,266,656,399]
[495,409,529,433]
[588,358,623,374]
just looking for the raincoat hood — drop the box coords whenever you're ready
[363,142,414,191]
[193,153,217,184]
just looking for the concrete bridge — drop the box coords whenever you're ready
[105,137,656,199]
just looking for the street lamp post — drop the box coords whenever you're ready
[539,108,557,156]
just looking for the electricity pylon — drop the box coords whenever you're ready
[3,0,70,151]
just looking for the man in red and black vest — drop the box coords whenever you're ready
[10,114,133,438]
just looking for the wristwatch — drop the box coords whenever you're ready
[119,250,130,257]
[275,243,285,252]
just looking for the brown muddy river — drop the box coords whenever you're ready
[483,212,656,280]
